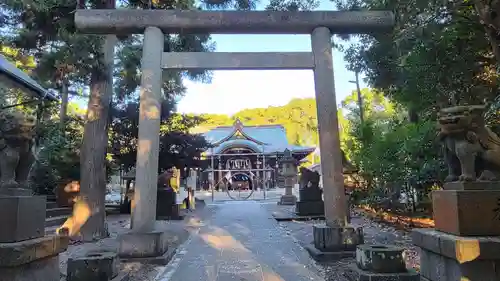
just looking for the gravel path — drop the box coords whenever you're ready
[58,201,420,281]
[158,200,323,281]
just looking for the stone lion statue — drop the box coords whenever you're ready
[437,105,500,182]
[0,109,37,189]
[299,167,321,189]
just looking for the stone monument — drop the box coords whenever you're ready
[279,149,298,205]
[295,167,324,216]
[413,105,500,281]
[0,109,68,281]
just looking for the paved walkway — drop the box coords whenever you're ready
[159,201,324,281]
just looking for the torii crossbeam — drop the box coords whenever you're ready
[75,9,394,34]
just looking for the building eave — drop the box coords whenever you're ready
[212,118,267,146]
[0,55,57,101]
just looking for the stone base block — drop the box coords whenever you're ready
[118,231,169,258]
[413,228,500,281]
[156,188,177,219]
[296,201,324,216]
[119,246,177,265]
[298,188,322,202]
[0,188,33,196]
[345,264,419,281]
[432,189,500,236]
[279,194,297,205]
[443,181,500,191]
[356,244,406,273]
[0,255,59,281]
[67,252,118,281]
[157,204,183,220]
[0,235,69,267]
[0,232,67,281]
[313,224,363,252]
[304,244,355,262]
[0,196,46,243]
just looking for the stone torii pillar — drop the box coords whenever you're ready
[306,26,365,259]
[74,9,394,261]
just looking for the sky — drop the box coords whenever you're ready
[176,0,367,116]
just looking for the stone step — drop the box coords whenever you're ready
[45,215,67,228]
[46,201,58,209]
[46,207,72,218]
[45,225,59,235]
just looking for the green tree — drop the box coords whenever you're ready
[333,0,498,119]
[110,101,210,173]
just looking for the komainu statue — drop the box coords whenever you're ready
[437,105,500,182]
[299,167,321,189]
[0,109,37,189]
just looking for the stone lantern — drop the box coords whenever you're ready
[279,149,298,205]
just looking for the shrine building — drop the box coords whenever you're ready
[200,119,315,189]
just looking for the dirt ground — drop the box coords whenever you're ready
[263,204,420,281]
[58,206,215,281]
[58,202,420,281]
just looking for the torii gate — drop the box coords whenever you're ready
[75,9,394,259]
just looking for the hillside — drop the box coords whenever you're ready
[193,98,319,145]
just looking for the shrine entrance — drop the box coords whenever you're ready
[74,9,394,230]
[206,167,275,201]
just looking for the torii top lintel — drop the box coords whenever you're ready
[74,10,394,35]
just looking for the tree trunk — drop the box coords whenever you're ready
[408,107,419,123]
[475,1,500,66]
[59,80,68,129]
[79,35,116,241]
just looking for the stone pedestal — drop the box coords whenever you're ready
[118,230,175,265]
[296,187,324,216]
[305,224,363,261]
[67,252,127,281]
[0,196,46,242]
[156,188,182,220]
[279,194,297,205]
[432,186,500,236]
[413,181,500,281]
[346,245,419,281]
[0,195,68,281]
[413,228,500,281]
[296,201,324,216]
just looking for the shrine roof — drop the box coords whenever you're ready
[202,119,314,156]
[0,55,57,101]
